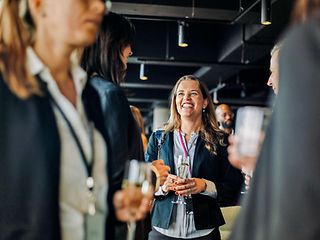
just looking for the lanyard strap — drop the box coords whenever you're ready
[178,130,189,158]
[49,94,94,180]
[178,129,192,177]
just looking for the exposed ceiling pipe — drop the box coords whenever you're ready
[128,58,266,68]
[231,0,261,24]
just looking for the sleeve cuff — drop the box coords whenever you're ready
[150,165,160,192]
[154,185,169,196]
[201,179,217,198]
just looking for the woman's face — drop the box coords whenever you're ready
[120,45,133,68]
[175,79,208,120]
[34,0,105,48]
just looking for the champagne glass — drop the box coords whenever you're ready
[234,106,269,193]
[172,155,190,204]
[122,159,152,240]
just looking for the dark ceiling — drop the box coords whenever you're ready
[110,0,293,127]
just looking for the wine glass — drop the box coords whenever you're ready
[234,106,269,193]
[171,155,190,204]
[122,159,152,240]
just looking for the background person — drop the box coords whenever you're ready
[228,41,281,189]
[215,104,235,135]
[228,0,320,190]
[130,105,149,152]
[266,42,282,95]
[230,15,320,240]
[80,12,169,240]
[229,0,320,239]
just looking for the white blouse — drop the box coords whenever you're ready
[27,48,108,240]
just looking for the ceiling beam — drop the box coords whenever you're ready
[111,3,259,22]
[128,57,266,69]
[121,83,173,89]
[127,98,168,104]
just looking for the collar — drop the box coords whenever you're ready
[26,47,87,92]
[177,129,199,138]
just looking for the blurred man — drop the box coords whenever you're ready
[267,43,281,95]
[215,104,234,135]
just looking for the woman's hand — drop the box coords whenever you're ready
[151,159,170,185]
[174,178,206,196]
[228,134,263,172]
[113,189,154,222]
[161,174,178,193]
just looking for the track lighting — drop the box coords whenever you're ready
[261,0,271,25]
[105,0,112,10]
[213,90,219,104]
[178,21,189,47]
[139,63,148,80]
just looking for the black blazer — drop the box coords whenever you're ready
[89,75,145,239]
[145,131,243,230]
[0,76,106,240]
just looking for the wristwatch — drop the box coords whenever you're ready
[201,179,207,193]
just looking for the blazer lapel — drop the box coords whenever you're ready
[192,137,205,177]
[161,132,176,175]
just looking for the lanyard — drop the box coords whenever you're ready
[178,129,193,177]
[48,94,97,215]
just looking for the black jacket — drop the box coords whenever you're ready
[0,76,105,240]
[145,131,243,230]
[89,75,145,239]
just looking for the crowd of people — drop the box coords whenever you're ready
[1,0,320,239]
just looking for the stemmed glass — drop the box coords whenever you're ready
[122,159,152,240]
[171,155,190,204]
[234,106,269,193]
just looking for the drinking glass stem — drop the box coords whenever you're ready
[127,221,136,240]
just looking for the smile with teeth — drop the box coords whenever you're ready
[182,103,194,108]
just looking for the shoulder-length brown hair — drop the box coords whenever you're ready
[164,75,225,155]
[80,11,135,85]
[0,0,41,99]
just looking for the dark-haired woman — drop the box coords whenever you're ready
[146,75,243,240]
[80,11,151,239]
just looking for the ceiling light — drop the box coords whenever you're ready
[178,21,189,48]
[105,1,112,10]
[261,0,272,25]
[139,63,148,80]
[213,90,219,104]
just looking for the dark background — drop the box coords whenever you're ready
[111,0,294,128]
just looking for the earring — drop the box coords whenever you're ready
[202,108,205,113]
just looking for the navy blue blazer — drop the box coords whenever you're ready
[145,131,243,230]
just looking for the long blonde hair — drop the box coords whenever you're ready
[164,75,225,155]
[0,0,41,99]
